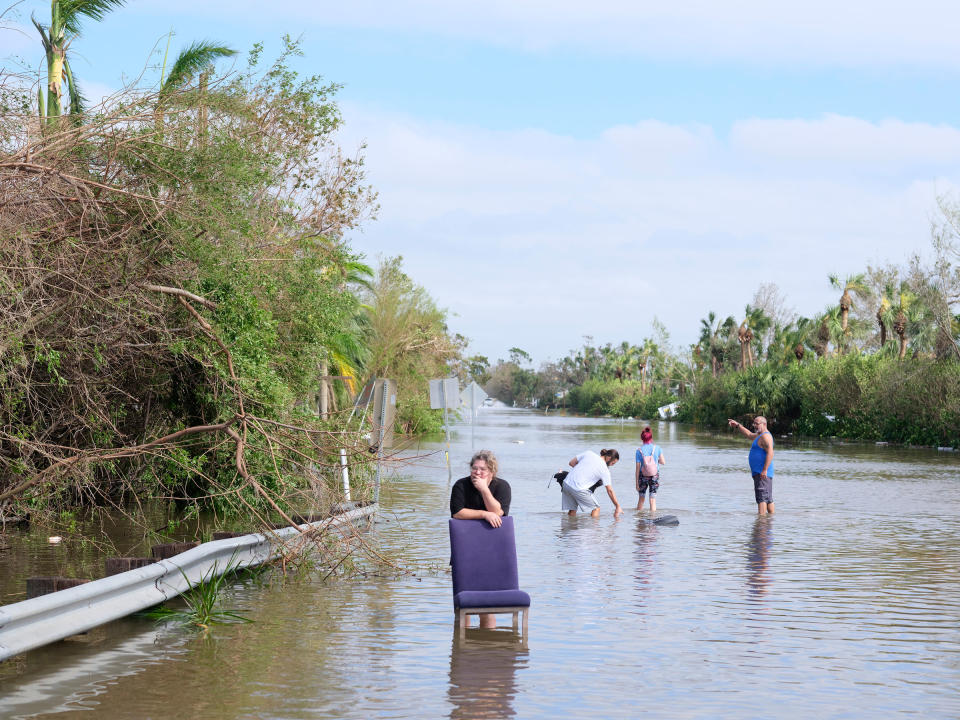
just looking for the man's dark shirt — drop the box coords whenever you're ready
[449,476,512,516]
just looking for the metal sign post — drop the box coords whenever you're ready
[371,379,396,504]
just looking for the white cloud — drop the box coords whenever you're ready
[337,107,959,361]
[142,0,960,68]
[730,116,960,174]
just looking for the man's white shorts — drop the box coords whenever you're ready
[561,483,600,512]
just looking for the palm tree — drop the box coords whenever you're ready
[737,306,771,368]
[875,282,896,348]
[892,287,915,359]
[747,306,771,367]
[813,306,843,358]
[155,38,236,136]
[699,312,735,377]
[789,317,813,363]
[637,339,659,394]
[737,320,748,369]
[318,259,373,416]
[33,0,127,125]
[829,273,871,354]
[699,312,718,377]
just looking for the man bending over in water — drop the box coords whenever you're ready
[561,448,623,518]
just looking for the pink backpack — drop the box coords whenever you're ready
[640,446,658,477]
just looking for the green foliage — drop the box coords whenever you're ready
[0,39,381,518]
[144,558,253,631]
[161,41,237,94]
[567,379,677,419]
[679,355,960,446]
[360,256,460,435]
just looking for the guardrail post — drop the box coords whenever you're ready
[151,541,200,560]
[26,577,90,599]
[105,558,155,576]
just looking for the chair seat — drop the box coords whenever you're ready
[454,589,531,609]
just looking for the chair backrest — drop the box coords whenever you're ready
[449,517,520,596]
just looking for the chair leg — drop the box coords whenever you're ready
[458,610,466,640]
[512,611,518,630]
[522,607,529,636]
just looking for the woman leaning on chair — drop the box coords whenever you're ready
[449,450,513,628]
[450,450,511,527]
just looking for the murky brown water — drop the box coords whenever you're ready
[2,408,960,718]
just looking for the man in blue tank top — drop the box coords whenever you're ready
[727,415,775,514]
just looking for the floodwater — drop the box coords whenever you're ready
[2,408,960,719]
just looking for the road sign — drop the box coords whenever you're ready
[429,378,459,410]
[460,381,487,408]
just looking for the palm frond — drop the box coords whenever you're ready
[31,16,53,53]
[343,260,374,290]
[63,57,85,116]
[60,0,128,36]
[162,40,237,93]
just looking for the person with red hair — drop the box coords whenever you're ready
[635,426,666,512]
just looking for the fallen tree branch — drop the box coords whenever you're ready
[0,418,240,504]
[142,283,218,310]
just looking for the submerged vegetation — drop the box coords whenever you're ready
[144,558,254,632]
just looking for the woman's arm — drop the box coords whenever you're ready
[453,507,503,527]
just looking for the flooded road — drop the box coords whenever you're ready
[2,408,960,718]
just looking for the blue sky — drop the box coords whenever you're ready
[5,1,960,364]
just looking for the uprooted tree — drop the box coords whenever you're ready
[0,39,381,531]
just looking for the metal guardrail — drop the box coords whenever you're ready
[0,504,377,662]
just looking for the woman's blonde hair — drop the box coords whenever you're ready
[470,450,499,477]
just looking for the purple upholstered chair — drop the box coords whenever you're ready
[449,517,531,638]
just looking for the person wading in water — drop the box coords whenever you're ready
[728,416,775,514]
[559,448,623,518]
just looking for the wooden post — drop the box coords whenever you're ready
[26,576,90,598]
[150,541,200,560]
[212,531,248,540]
[319,359,329,419]
[104,557,155,576]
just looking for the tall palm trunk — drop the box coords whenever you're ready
[839,289,852,353]
[737,324,748,369]
[894,311,907,359]
[46,47,65,121]
[197,72,209,148]
[815,318,830,358]
[876,308,886,347]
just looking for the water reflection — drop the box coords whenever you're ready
[746,516,773,599]
[632,519,660,608]
[447,632,528,719]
